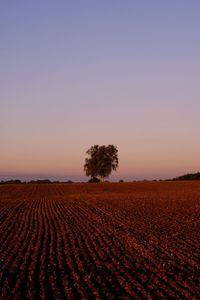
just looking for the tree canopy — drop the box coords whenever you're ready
[84,145,119,182]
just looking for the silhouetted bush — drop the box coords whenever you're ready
[88,177,100,183]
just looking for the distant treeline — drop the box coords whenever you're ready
[173,172,200,181]
[0,180,23,184]
[0,179,73,184]
[1,173,200,184]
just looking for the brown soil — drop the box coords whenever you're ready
[0,181,199,299]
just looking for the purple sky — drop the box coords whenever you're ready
[1,1,200,181]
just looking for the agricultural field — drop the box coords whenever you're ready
[0,181,199,299]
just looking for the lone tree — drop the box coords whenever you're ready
[84,145,119,182]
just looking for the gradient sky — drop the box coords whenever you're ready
[1,1,200,181]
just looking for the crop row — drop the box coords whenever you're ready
[0,182,199,299]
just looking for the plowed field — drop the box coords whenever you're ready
[0,182,200,299]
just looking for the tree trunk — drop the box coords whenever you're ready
[100,177,104,182]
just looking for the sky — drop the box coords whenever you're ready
[1,0,200,181]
